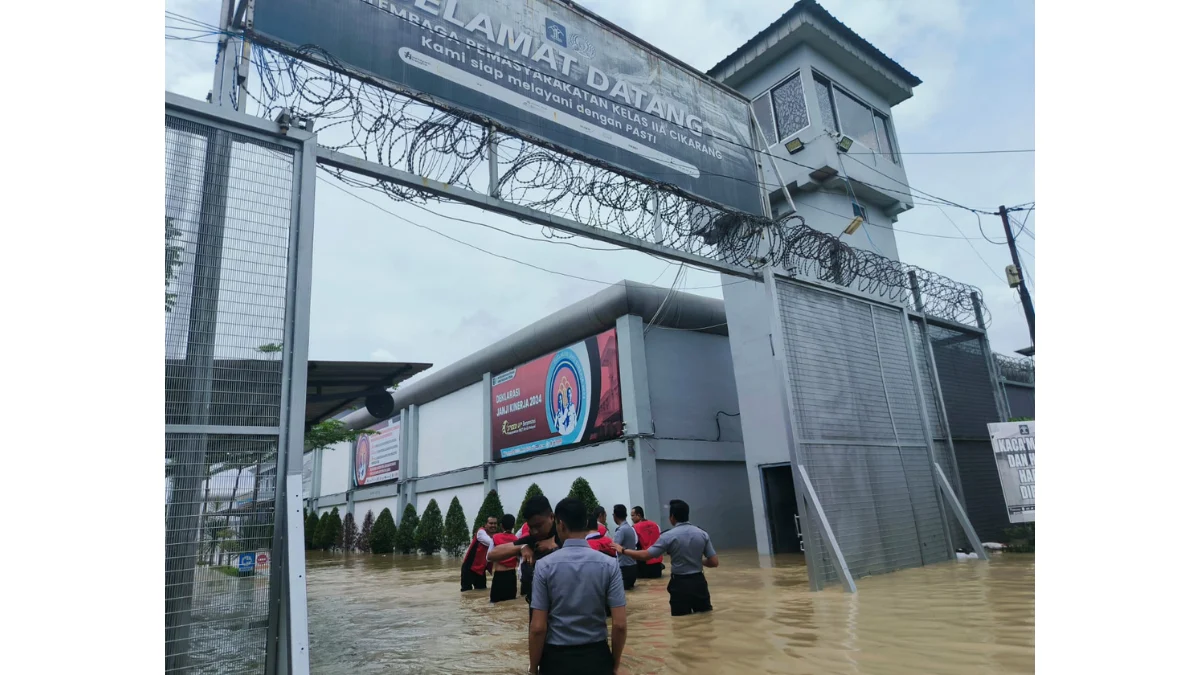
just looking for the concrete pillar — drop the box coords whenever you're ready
[616,314,662,525]
[482,372,497,496]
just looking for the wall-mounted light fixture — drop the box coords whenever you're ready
[784,137,805,154]
[837,135,854,153]
[844,216,864,235]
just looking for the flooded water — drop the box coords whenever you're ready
[306,550,1033,674]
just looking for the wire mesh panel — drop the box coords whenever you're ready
[165,110,299,674]
[775,280,952,587]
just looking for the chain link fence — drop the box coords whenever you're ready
[165,105,303,673]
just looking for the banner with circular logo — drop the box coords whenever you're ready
[353,422,402,487]
[492,328,622,460]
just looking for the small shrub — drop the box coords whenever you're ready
[325,507,343,551]
[416,500,444,555]
[395,503,419,554]
[1003,523,1035,553]
[443,497,471,558]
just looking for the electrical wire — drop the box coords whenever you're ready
[932,206,1006,285]
[318,175,614,286]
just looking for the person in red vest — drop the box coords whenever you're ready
[631,506,664,578]
[585,510,617,557]
[489,514,519,603]
[461,515,498,592]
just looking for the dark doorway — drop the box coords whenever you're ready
[762,465,803,554]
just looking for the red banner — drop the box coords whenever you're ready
[491,329,622,460]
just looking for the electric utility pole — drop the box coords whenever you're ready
[999,205,1035,348]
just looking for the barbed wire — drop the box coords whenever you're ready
[247,44,989,327]
[993,353,1035,384]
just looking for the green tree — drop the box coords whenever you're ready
[415,500,444,555]
[356,511,375,553]
[305,510,319,550]
[305,419,377,453]
[316,511,332,550]
[474,489,505,532]
[370,508,397,554]
[395,503,419,554]
[514,483,544,531]
[325,506,344,551]
[443,497,471,557]
[567,477,600,516]
[342,511,358,552]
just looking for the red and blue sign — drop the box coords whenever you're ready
[492,329,622,460]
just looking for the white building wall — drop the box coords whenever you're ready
[417,382,485,477]
[319,440,350,497]
[417,484,485,526]
[354,496,399,523]
[497,457,631,519]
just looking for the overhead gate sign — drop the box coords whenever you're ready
[253,0,764,215]
[987,421,1035,523]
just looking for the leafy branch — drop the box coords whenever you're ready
[306,419,376,452]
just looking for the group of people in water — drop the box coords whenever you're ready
[459,496,719,674]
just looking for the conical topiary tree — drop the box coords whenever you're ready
[316,511,332,549]
[444,497,471,558]
[395,503,419,554]
[415,499,444,555]
[356,510,375,553]
[474,489,505,532]
[305,510,319,550]
[342,511,358,552]
[370,508,397,554]
[514,483,544,531]
[567,477,600,516]
[326,506,343,551]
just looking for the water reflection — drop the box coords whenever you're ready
[306,550,1033,674]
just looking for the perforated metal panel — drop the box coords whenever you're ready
[774,280,952,586]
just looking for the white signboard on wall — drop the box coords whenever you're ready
[988,421,1035,524]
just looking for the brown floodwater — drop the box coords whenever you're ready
[305,550,1033,674]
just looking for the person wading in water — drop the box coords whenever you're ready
[461,516,498,592]
[489,514,520,603]
[616,499,719,617]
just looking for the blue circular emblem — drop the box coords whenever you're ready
[545,349,587,445]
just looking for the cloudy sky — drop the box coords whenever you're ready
[165,0,1035,381]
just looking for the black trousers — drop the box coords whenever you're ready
[620,564,638,590]
[667,572,712,616]
[460,561,487,591]
[490,569,517,603]
[539,641,612,675]
[637,560,664,579]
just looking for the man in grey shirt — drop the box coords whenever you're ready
[615,499,719,616]
[530,497,627,675]
[609,504,638,590]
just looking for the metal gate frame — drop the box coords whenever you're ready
[165,91,314,674]
[761,267,990,592]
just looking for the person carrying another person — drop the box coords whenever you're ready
[489,514,520,603]
[487,495,560,617]
[615,499,719,617]
[610,504,638,591]
[630,506,664,579]
[529,497,627,675]
[585,507,617,557]
[461,515,498,592]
